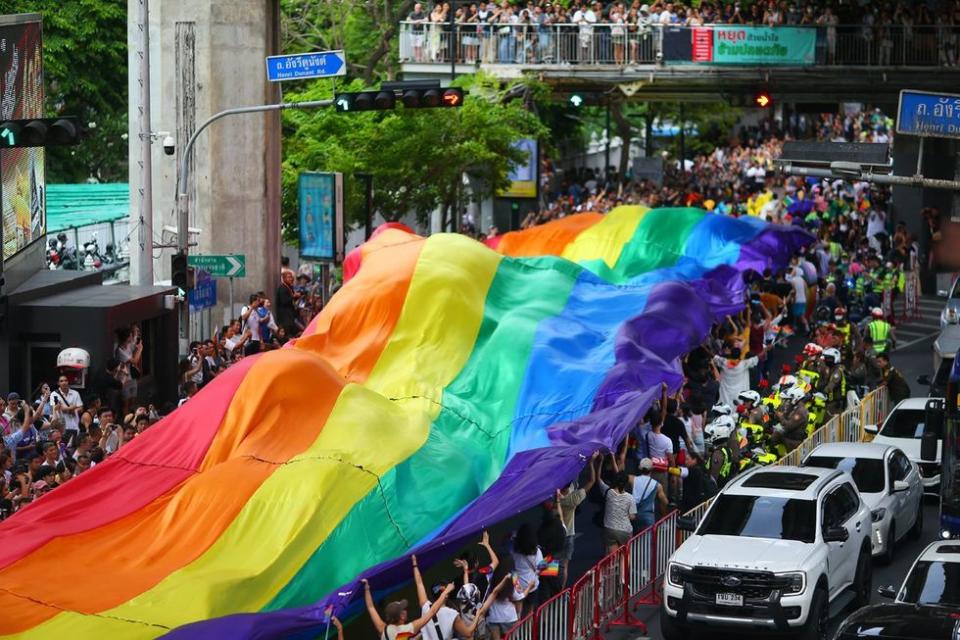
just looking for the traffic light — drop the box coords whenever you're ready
[569,94,584,108]
[754,92,773,109]
[171,251,195,292]
[334,87,464,113]
[0,116,82,148]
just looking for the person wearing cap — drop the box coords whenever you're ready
[362,572,455,640]
[628,458,668,531]
[864,307,895,355]
[2,395,36,460]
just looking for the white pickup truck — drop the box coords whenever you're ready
[661,465,873,639]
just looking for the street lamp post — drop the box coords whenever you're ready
[174,98,332,354]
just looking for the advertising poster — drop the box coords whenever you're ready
[0,17,44,260]
[499,138,538,199]
[705,26,816,65]
[298,172,343,261]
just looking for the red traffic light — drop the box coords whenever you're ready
[754,92,772,108]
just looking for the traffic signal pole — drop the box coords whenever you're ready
[175,98,332,353]
[135,0,154,287]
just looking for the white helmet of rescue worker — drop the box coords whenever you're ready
[871,307,884,318]
[711,402,733,417]
[704,416,736,445]
[782,384,806,403]
[737,390,761,406]
[777,374,798,390]
[822,347,842,365]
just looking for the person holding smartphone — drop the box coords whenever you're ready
[50,375,82,436]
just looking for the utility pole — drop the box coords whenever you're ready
[135,0,154,286]
[605,102,611,177]
[175,98,332,354]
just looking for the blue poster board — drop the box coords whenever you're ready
[298,172,343,261]
[897,90,960,139]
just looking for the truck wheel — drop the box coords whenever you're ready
[909,501,923,540]
[795,588,828,640]
[850,547,873,608]
[881,521,896,565]
[659,606,689,640]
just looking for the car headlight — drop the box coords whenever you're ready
[871,507,887,523]
[668,562,690,588]
[776,571,806,595]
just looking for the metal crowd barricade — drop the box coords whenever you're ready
[503,611,535,640]
[535,591,571,640]
[570,569,596,640]
[503,389,889,640]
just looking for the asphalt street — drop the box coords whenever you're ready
[626,295,948,640]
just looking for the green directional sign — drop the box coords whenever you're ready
[187,254,246,278]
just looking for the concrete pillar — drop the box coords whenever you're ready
[128,0,282,323]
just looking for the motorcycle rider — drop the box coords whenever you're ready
[821,347,847,416]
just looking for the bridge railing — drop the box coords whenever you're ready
[399,22,955,68]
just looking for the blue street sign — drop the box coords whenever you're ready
[266,50,346,82]
[188,269,217,312]
[897,90,960,139]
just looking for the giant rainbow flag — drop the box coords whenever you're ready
[0,206,809,638]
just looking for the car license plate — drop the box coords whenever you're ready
[715,593,743,606]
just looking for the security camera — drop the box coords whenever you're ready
[162,135,175,156]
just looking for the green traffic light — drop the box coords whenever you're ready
[569,95,584,108]
[336,96,350,112]
[0,128,14,146]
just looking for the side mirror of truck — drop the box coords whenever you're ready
[864,424,879,435]
[823,526,849,543]
[677,516,697,532]
[917,374,931,386]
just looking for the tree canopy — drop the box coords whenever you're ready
[3,0,128,182]
[280,74,546,242]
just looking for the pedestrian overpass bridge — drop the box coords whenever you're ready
[399,22,960,104]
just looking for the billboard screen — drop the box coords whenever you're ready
[0,16,44,261]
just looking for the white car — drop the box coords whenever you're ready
[866,397,942,494]
[661,466,873,640]
[802,442,924,563]
[938,275,959,329]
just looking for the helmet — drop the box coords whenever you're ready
[834,307,846,321]
[711,402,733,417]
[782,385,806,403]
[705,416,736,445]
[803,343,823,358]
[777,374,798,389]
[737,390,761,406]
[823,347,842,365]
[871,307,884,318]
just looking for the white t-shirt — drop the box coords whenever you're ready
[714,355,759,409]
[646,430,673,460]
[382,622,417,640]
[51,388,82,432]
[510,547,543,594]
[487,597,518,625]
[788,274,807,304]
[867,210,886,238]
[242,307,262,342]
[418,602,459,640]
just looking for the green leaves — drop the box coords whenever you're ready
[5,0,128,182]
[280,74,546,243]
